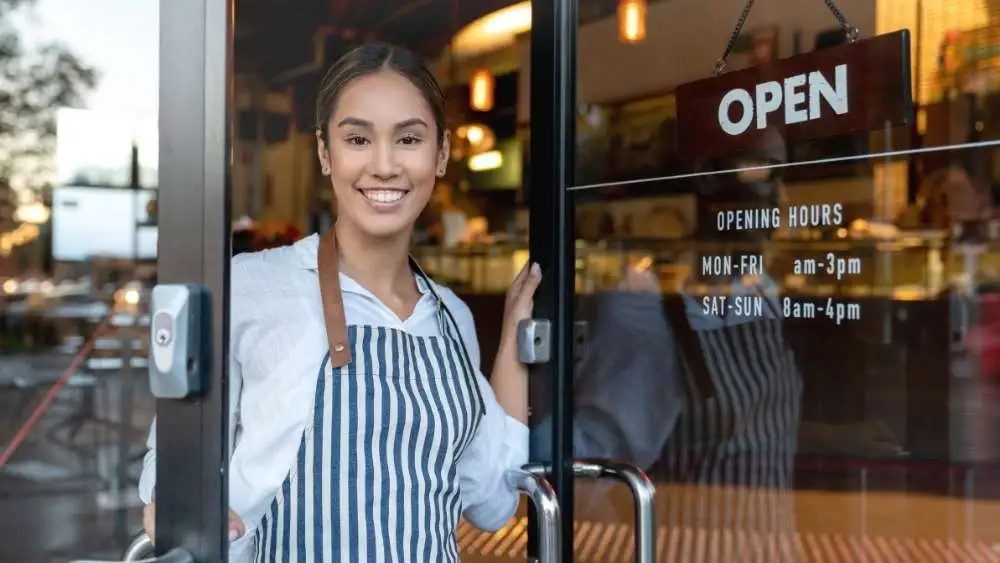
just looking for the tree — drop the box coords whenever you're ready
[0,0,97,195]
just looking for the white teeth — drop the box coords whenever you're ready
[363,190,405,203]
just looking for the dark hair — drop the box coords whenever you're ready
[315,42,446,145]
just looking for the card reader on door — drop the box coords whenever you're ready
[149,284,210,399]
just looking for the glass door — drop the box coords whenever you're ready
[544,0,1000,562]
[523,1,655,563]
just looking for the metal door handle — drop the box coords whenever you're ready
[68,548,191,563]
[122,534,154,561]
[69,532,193,563]
[574,459,656,563]
[507,465,562,563]
[527,460,655,563]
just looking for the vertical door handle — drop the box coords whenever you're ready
[532,460,656,563]
[524,460,655,563]
[573,459,656,563]
[509,464,562,563]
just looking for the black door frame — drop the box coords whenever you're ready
[153,0,580,560]
[527,0,578,560]
[154,0,233,560]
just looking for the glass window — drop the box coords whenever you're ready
[0,0,159,560]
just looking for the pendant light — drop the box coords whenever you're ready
[469,68,495,112]
[618,0,647,44]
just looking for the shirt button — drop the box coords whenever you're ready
[334,343,345,352]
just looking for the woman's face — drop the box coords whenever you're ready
[317,70,449,240]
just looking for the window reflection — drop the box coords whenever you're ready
[416,2,1000,559]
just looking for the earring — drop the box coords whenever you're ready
[322,167,330,176]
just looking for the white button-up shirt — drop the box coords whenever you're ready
[138,234,529,562]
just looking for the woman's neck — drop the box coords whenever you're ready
[333,221,415,297]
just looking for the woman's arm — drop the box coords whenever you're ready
[441,286,530,532]
[456,375,530,532]
[137,419,157,504]
[137,352,246,542]
[138,254,258,543]
[137,313,246,504]
[489,262,541,424]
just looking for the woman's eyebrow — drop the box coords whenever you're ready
[393,118,428,130]
[335,117,428,130]
[336,116,372,128]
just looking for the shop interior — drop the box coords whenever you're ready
[3,0,1000,561]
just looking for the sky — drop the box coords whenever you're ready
[10,0,161,257]
[11,0,160,190]
[17,0,160,118]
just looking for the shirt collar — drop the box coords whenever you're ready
[292,233,321,270]
[291,233,433,297]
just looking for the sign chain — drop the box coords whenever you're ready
[713,0,860,76]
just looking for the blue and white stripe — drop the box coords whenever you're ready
[254,289,483,562]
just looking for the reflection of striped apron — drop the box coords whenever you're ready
[655,297,804,561]
[254,273,483,562]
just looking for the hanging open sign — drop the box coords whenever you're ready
[675,30,913,159]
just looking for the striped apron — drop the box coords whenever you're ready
[253,273,484,562]
[653,295,804,562]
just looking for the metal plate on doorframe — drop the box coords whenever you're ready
[517,319,552,364]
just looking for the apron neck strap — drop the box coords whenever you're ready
[319,231,485,415]
[318,229,352,368]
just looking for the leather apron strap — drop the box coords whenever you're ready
[318,229,352,368]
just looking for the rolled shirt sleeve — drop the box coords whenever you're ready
[135,349,244,505]
[457,374,529,531]
[441,287,529,532]
[137,418,156,504]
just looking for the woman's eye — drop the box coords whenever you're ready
[345,135,369,146]
[398,135,422,145]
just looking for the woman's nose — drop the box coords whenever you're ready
[371,140,397,177]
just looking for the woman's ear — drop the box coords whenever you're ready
[316,129,331,176]
[436,129,451,178]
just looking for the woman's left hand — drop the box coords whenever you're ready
[499,261,542,355]
[490,262,541,424]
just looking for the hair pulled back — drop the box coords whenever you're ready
[315,42,446,145]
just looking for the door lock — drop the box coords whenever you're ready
[517,319,552,364]
[517,320,589,364]
[148,284,211,399]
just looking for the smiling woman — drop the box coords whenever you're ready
[139,42,541,563]
[314,43,450,240]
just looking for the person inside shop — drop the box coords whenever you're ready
[138,43,539,563]
[531,129,904,561]
[416,180,481,247]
